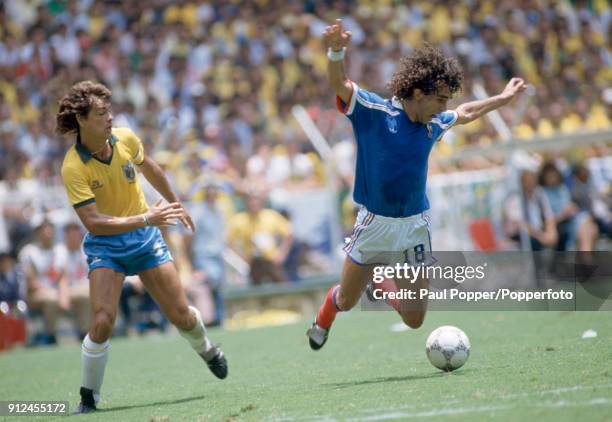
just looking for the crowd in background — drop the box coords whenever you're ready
[0,0,611,343]
[1,0,611,185]
[503,159,611,253]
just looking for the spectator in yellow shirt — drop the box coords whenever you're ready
[227,192,294,284]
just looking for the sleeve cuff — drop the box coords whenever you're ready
[73,198,96,209]
[133,152,145,166]
[435,110,459,142]
[448,110,459,127]
[335,81,358,116]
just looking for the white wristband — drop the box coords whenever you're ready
[327,47,346,61]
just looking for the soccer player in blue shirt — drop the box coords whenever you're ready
[307,20,527,350]
[57,81,228,413]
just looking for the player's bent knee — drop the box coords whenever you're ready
[335,293,358,312]
[167,307,194,331]
[90,308,116,342]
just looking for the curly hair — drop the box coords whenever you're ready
[56,81,111,135]
[387,45,463,100]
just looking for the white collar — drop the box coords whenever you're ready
[391,96,403,110]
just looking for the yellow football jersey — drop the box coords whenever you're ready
[61,127,148,217]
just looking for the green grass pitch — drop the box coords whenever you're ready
[1,310,611,421]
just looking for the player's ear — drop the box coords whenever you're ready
[76,113,86,127]
[412,89,423,100]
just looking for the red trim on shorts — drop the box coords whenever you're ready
[343,211,375,254]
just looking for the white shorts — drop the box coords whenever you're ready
[343,206,432,266]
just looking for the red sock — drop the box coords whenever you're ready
[316,285,340,329]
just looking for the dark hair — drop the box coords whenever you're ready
[538,161,563,186]
[387,45,463,100]
[56,81,111,135]
[35,219,54,231]
[572,163,588,176]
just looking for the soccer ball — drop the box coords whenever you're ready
[425,326,470,372]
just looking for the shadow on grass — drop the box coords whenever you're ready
[326,369,473,389]
[97,394,206,413]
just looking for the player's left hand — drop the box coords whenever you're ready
[323,19,352,51]
[501,77,528,101]
[177,203,196,232]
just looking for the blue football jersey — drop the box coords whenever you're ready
[337,82,458,218]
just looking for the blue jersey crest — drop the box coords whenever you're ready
[122,161,136,182]
[386,114,398,134]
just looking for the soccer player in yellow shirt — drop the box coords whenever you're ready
[57,81,227,413]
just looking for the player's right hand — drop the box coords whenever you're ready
[323,19,352,51]
[146,199,184,227]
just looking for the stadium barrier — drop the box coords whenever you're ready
[224,274,338,323]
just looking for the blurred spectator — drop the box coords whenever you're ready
[571,163,612,238]
[18,219,68,345]
[118,276,167,336]
[60,222,89,340]
[0,207,9,254]
[227,192,293,284]
[186,182,226,326]
[539,162,599,251]
[503,169,558,251]
[17,120,56,170]
[0,252,25,304]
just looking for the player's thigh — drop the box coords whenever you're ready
[337,257,375,309]
[89,267,125,319]
[138,262,190,319]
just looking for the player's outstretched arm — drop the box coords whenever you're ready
[74,200,185,236]
[138,156,195,232]
[454,78,527,125]
[324,19,353,104]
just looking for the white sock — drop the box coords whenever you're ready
[179,306,213,354]
[81,334,109,404]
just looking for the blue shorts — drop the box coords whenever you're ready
[83,226,173,276]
